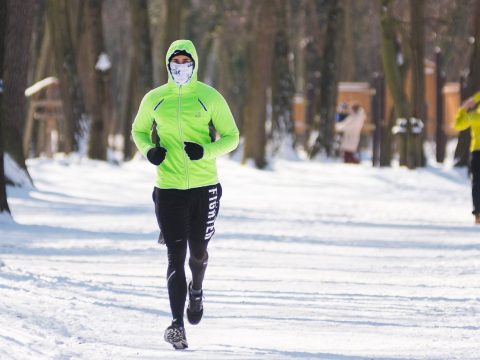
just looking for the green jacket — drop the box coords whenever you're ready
[454,92,480,153]
[132,40,239,189]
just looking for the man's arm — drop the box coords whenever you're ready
[454,96,480,132]
[202,92,239,160]
[131,94,155,157]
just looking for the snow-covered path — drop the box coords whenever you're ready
[1,158,479,360]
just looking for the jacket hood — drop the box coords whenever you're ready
[166,39,199,87]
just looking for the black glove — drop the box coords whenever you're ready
[147,147,167,165]
[184,141,204,160]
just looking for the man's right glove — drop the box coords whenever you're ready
[147,147,167,165]
[184,141,204,160]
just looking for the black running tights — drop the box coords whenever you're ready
[153,184,221,324]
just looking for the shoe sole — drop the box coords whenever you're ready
[164,330,188,350]
[167,339,188,350]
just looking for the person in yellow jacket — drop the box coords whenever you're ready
[454,92,480,224]
[132,40,239,349]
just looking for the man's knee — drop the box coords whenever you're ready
[167,243,187,267]
[189,251,208,268]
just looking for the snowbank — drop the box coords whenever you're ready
[4,153,32,188]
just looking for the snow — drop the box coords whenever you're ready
[24,77,58,97]
[95,52,111,72]
[4,153,32,188]
[1,156,479,359]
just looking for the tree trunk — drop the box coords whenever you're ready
[86,0,110,160]
[242,1,276,168]
[342,0,354,81]
[122,58,135,160]
[214,2,245,138]
[310,0,344,158]
[454,0,480,167]
[380,108,395,166]
[271,0,295,154]
[24,19,52,157]
[46,0,86,153]
[465,0,480,101]
[129,0,153,97]
[372,73,385,166]
[291,0,307,148]
[158,0,183,85]
[128,0,154,160]
[302,0,323,150]
[378,0,411,167]
[409,0,426,168]
[0,0,10,213]
[435,48,446,163]
[303,38,320,149]
[2,0,35,172]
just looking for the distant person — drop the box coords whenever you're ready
[131,39,239,349]
[454,92,480,224]
[335,102,350,122]
[334,102,350,156]
[335,102,365,164]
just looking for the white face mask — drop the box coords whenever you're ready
[169,62,194,85]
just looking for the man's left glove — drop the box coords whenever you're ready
[184,141,204,160]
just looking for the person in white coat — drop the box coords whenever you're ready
[335,102,365,164]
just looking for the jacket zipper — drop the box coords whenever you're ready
[176,85,190,188]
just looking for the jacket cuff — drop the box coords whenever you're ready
[202,143,214,160]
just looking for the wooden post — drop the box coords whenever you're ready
[435,48,446,163]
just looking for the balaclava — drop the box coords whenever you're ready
[168,50,195,86]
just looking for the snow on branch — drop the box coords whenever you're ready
[95,52,111,72]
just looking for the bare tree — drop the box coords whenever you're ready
[2,0,35,172]
[303,0,322,150]
[409,0,426,168]
[47,0,86,153]
[214,0,250,136]
[125,0,154,160]
[157,0,183,85]
[129,0,153,102]
[0,0,10,214]
[342,0,355,82]
[242,1,276,168]
[310,0,344,158]
[270,0,295,153]
[379,0,411,167]
[86,0,110,160]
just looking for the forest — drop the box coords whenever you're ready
[1,0,480,214]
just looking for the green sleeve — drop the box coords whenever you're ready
[455,108,480,131]
[131,94,155,157]
[202,93,240,160]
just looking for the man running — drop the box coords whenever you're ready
[131,39,239,349]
